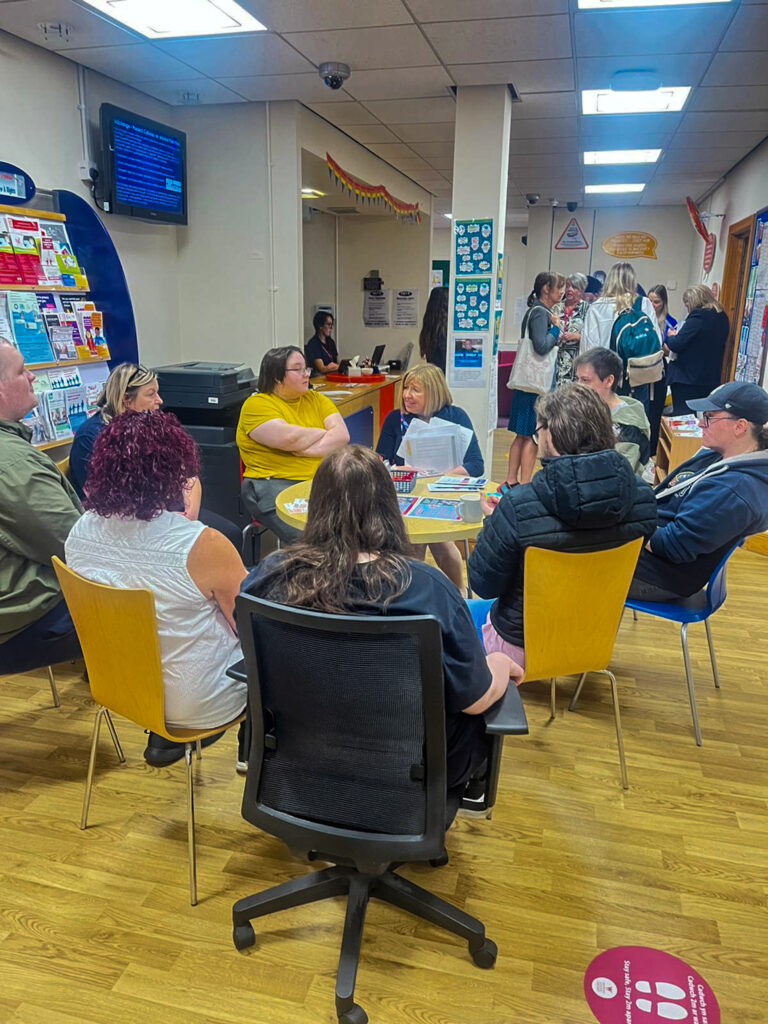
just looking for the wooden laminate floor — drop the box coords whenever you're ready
[1,432,766,1024]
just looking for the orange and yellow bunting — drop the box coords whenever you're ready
[326,153,420,223]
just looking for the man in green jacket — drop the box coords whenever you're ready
[0,340,82,672]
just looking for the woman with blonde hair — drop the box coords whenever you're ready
[647,283,677,452]
[581,261,660,352]
[666,284,729,413]
[376,362,483,590]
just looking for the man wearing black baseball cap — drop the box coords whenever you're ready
[629,381,768,601]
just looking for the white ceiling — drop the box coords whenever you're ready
[0,0,766,211]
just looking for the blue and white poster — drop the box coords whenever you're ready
[454,219,494,275]
[453,277,491,332]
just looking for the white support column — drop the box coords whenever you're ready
[447,86,512,468]
[267,101,304,348]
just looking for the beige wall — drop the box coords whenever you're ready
[302,208,337,342]
[337,214,431,365]
[0,30,182,366]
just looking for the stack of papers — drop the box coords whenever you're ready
[427,476,487,492]
[397,417,473,474]
[397,496,461,521]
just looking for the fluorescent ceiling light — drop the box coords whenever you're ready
[585,183,646,194]
[584,149,661,165]
[301,188,325,199]
[443,213,453,219]
[80,0,266,39]
[579,1,730,8]
[582,86,690,115]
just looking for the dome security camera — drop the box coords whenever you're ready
[319,62,351,90]
[566,201,578,212]
[525,193,540,205]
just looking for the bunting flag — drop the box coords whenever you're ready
[326,153,421,223]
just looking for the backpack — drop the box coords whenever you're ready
[610,297,663,388]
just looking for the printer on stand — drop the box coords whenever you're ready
[154,361,256,530]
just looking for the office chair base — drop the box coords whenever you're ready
[232,863,496,1022]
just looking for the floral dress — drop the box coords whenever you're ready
[552,298,589,388]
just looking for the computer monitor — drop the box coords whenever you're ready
[371,344,386,366]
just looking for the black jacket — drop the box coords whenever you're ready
[468,450,658,646]
[666,308,729,387]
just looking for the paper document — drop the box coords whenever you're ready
[397,417,473,474]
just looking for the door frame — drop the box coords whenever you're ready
[720,214,755,380]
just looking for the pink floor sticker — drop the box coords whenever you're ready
[585,947,719,1024]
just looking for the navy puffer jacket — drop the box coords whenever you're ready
[468,449,657,646]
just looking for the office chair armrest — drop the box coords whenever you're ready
[227,659,247,684]
[484,684,529,736]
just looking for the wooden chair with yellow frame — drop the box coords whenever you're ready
[51,556,245,905]
[520,539,643,790]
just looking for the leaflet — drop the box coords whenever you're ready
[0,216,23,286]
[401,497,461,521]
[427,476,487,492]
[8,216,45,286]
[44,388,73,441]
[7,291,54,362]
[397,417,473,474]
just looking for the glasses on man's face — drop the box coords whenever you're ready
[532,424,545,444]
[701,412,737,427]
[285,365,310,376]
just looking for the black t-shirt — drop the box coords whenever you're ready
[305,335,338,375]
[243,557,491,787]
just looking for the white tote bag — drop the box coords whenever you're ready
[506,308,557,395]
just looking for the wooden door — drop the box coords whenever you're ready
[720,215,755,380]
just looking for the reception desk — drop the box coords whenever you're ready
[311,374,403,447]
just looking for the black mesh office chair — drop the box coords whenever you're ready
[229,594,528,1024]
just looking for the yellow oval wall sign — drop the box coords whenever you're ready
[602,231,658,260]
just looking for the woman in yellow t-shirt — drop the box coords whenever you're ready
[236,346,350,542]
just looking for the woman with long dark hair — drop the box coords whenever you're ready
[419,286,448,371]
[244,445,515,789]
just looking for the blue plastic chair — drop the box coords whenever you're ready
[625,542,742,746]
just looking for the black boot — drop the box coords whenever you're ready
[143,730,225,766]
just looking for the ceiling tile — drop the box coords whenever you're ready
[134,78,245,106]
[392,123,454,143]
[509,117,577,139]
[219,73,349,102]
[364,97,456,123]
[341,124,401,144]
[509,136,579,155]
[409,0,567,19]
[241,0,413,32]
[689,86,768,112]
[307,101,379,125]
[409,142,454,160]
[584,166,655,185]
[509,153,570,169]
[448,59,574,93]
[720,5,768,51]
[427,158,454,172]
[680,110,768,133]
[344,66,452,101]
[0,0,142,50]
[657,148,744,173]
[511,91,578,120]
[423,16,571,64]
[155,34,313,77]
[668,130,767,151]
[574,7,732,57]
[703,52,768,87]
[282,25,437,70]
[577,54,710,92]
[365,143,420,160]
[63,44,195,82]
[387,157,434,172]
[579,114,681,142]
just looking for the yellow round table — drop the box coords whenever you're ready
[275,477,495,545]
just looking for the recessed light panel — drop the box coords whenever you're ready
[585,183,646,194]
[584,149,661,165]
[80,0,266,39]
[579,0,729,8]
[582,87,690,115]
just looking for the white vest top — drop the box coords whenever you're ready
[65,510,245,729]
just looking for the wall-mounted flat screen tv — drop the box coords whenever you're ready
[100,103,187,225]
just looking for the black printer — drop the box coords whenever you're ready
[153,361,257,530]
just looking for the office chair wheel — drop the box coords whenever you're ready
[232,923,256,950]
[338,1004,367,1024]
[470,937,498,969]
[429,852,449,867]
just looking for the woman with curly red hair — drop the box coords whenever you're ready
[65,411,247,766]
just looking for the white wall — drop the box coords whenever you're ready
[337,214,431,364]
[526,204,695,321]
[0,30,182,366]
[174,103,271,370]
[302,208,337,341]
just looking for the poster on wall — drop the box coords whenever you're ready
[488,355,498,430]
[450,332,487,388]
[493,308,503,355]
[453,277,491,332]
[454,219,494,275]
[430,269,443,290]
[602,232,658,260]
[363,288,390,327]
[392,288,419,328]
[555,217,589,251]
[495,252,504,305]
[735,206,768,383]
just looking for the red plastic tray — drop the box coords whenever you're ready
[326,373,386,384]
